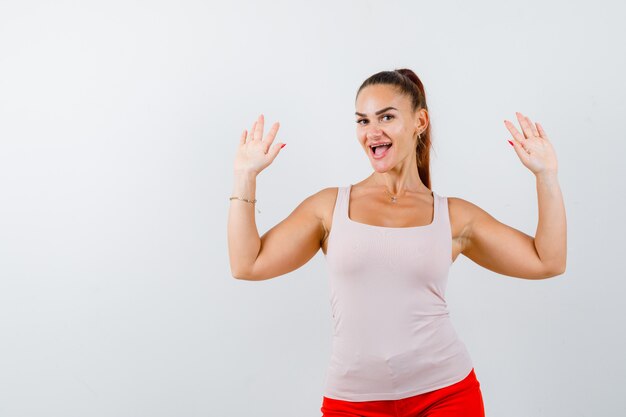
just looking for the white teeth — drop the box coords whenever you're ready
[371,143,391,148]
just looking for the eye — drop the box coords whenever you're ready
[356,114,394,125]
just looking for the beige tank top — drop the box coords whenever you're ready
[322,184,474,401]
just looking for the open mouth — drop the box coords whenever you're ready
[370,143,392,158]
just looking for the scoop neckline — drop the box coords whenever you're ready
[345,183,437,230]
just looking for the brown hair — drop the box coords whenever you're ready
[355,69,431,189]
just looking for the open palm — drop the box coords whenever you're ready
[234,114,284,175]
[505,112,558,175]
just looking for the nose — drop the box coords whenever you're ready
[366,125,383,140]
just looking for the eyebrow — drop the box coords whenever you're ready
[355,106,398,117]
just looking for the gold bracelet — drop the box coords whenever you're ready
[229,196,260,213]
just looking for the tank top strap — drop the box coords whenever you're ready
[433,192,453,264]
[330,185,349,228]
[434,192,450,228]
[433,191,442,226]
[341,184,351,217]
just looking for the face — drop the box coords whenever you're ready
[355,84,428,171]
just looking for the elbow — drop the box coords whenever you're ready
[231,267,251,280]
[555,259,567,276]
[231,265,261,280]
[229,258,255,280]
[232,273,250,280]
[544,262,566,278]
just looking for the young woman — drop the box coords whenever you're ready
[227,69,566,417]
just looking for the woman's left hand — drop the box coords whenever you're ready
[505,112,558,176]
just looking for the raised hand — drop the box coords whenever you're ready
[234,114,285,176]
[505,112,558,176]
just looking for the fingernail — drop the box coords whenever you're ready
[508,140,514,147]
[281,143,286,149]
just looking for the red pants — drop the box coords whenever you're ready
[320,368,485,417]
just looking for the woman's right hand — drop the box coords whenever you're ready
[234,114,285,176]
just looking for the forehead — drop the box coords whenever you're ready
[355,84,409,113]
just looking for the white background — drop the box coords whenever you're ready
[1,0,624,416]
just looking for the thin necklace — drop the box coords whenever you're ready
[376,176,405,204]
[385,189,400,203]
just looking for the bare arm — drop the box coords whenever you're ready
[227,170,262,278]
[460,173,566,280]
[230,113,315,280]
[462,112,567,279]
[533,172,567,274]
[227,162,328,281]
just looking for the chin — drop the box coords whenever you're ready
[372,164,393,173]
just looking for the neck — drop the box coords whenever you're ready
[372,172,425,196]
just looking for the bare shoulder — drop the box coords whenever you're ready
[448,194,507,249]
[305,186,340,254]
[446,196,483,249]
[240,186,337,281]
[292,185,337,226]
[303,186,338,213]
[311,185,339,229]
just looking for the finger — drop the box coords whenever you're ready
[268,139,286,161]
[240,129,247,146]
[524,114,540,138]
[261,121,280,153]
[536,121,550,141]
[509,135,531,160]
[264,121,280,143]
[504,119,525,143]
[516,112,533,139]
[254,114,264,140]
[248,121,257,142]
[514,140,532,164]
